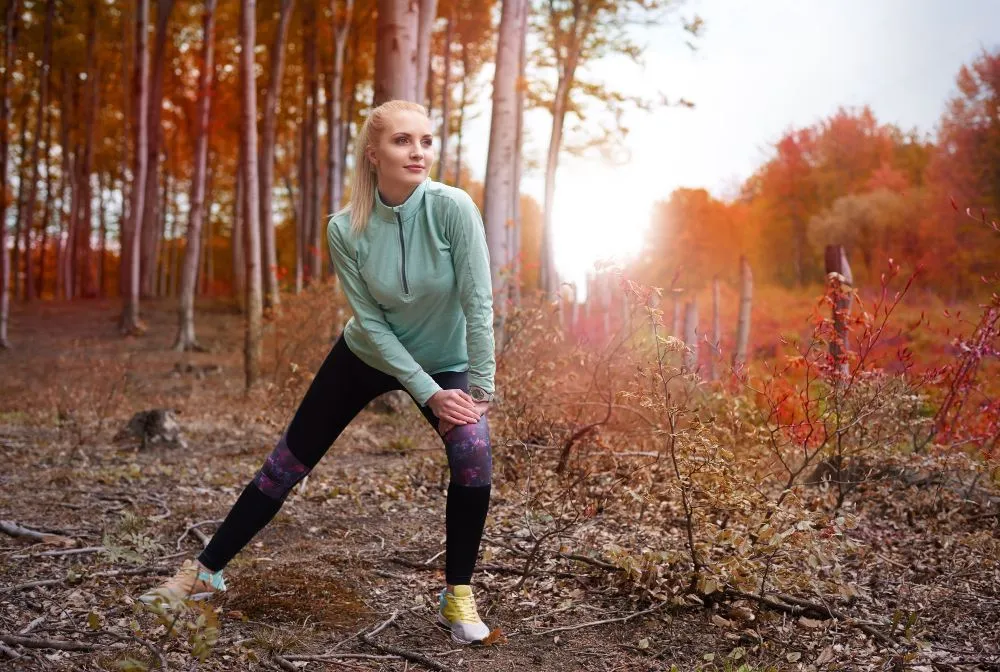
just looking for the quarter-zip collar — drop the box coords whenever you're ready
[373,178,429,223]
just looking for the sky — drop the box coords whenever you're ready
[459,0,1000,292]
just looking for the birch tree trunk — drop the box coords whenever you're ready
[21,0,55,303]
[415,0,438,107]
[139,0,176,298]
[76,2,99,298]
[259,0,295,311]
[483,0,526,304]
[436,10,453,182]
[121,0,150,335]
[710,275,721,381]
[240,0,264,389]
[373,0,418,105]
[326,0,353,217]
[0,0,21,348]
[176,0,218,351]
[733,254,752,368]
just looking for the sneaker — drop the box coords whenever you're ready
[437,585,491,644]
[138,559,226,607]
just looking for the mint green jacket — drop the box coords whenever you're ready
[326,178,496,406]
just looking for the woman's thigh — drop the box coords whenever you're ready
[283,334,398,468]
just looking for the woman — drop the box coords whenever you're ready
[140,100,497,646]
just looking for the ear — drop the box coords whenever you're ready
[366,146,378,167]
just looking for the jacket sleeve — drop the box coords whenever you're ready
[443,192,497,396]
[327,217,442,406]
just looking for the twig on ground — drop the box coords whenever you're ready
[3,563,170,593]
[365,610,399,638]
[145,494,172,521]
[272,654,298,672]
[423,550,444,565]
[12,545,104,559]
[19,617,44,634]
[531,599,669,635]
[358,636,456,672]
[284,653,401,662]
[0,641,21,659]
[176,519,223,550]
[0,520,75,546]
[727,589,892,645]
[0,633,94,652]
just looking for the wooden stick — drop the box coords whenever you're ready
[0,520,75,546]
[0,633,94,652]
[532,600,668,635]
[12,545,104,559]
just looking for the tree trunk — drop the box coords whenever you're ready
[97,170,107,297]
[12,101,29,301]
[733,254,752,367]
[483,0,526,314]
[259,0,295,312]
[20,0,54,303]
[139,0,177,298]
[510,0,528,307]
[159,151,173,297]
[232,158,246,308]
[710,274,720,381]
[454,41,467,187]
[121,0,150,334]
[436,10,453,182]
[824,244,854,377]
[58,70,75,300]
[175,0,217,351]
[307,6,322,284]
[373,0,418,105]
[327,0,353,217]
[293,118,303,293]
[76,2,99,299]
[682,298,698,373]
[38,99,54,299]
[415,0,438,107]
[0,0,21,348]
[118,3,133,300]
[540,70,574,295]
[240,0,264,390]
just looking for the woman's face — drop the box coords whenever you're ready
[368,109,435,191]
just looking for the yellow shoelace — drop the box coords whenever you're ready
[448,592,481,624]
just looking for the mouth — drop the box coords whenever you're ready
[405,165,425,172]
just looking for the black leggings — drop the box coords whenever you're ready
[198,334,492,585]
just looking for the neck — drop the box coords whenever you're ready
[377,180,418,207]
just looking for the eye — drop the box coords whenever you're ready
[395,137,408,144]
[422,138,433,147]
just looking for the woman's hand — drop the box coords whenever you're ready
[434,397,489,437]
[428,389,480,428]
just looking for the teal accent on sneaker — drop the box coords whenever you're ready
[197,569,227,591]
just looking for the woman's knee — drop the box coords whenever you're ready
[253,433,312,501]
[443,416,492,487]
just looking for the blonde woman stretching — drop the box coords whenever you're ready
[141,100,497,645]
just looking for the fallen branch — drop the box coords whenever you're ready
[357,611,455,672]
[176,520,223,551]
[273,655,298,672]
[19,617,44,635]
[12,545,104,559]
[0,633,94,652]
[0,642,21,659]
[0,520,75,547]
[358,636,455,672]
[284,653,401,662]
[726,589,892,645]
[2,563,169,593]
[532,599,669,635]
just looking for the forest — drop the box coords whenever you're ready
[1,0,998,670]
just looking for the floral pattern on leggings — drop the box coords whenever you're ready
[253,433,310,500]
[443,416,492,487]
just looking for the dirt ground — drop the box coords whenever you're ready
[1,299,998,671]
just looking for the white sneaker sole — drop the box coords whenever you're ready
[436,613,486,645]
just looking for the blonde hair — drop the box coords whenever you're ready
[339,99,430,236]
